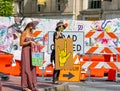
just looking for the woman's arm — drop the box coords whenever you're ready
[55,31,61,39]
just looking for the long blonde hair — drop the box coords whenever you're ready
[24,22,33,33]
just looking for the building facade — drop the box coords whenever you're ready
[81,0,120,20]
[13,0,120,20]
[14,0,82,20]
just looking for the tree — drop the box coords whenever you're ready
[0,0,14,16]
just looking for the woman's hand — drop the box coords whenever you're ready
[57,31,61,36]
[56,31,62,39]
[30,41,36,45]
[36,41,41,45]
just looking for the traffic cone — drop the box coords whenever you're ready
[80,74,86,81]
[78,54,83,62]
[80,56,83,62]
[74,55,80,64]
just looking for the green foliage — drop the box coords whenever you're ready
[0,0,14,16]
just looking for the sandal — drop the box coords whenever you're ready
[52,81,59,84]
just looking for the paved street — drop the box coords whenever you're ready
[1,76,120,91]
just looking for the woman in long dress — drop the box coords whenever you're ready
[20,19,38,91]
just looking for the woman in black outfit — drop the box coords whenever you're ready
[51,21,66,84]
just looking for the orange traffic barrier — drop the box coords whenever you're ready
[1,53,120,78]
[36,64,53,77]
[82,55,104,62]
[80,68,87,81]
[103,54,111,62]
[112,54,120,62]
[44,64,53,77]
[90,68,104,77]
[10,60,21,76]
[0,54,13,74]
[80,74,86,81]
[36,67,42,76]
[108,68,116,81]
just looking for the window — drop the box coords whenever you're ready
[38,4,41,12]
[56,0,61,11]
[56,0,68,12]
[37,4,45,12]
[37,0,46,13]
[88,0,101,9]
[19,2,22,12]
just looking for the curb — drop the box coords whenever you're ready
[38,82,70,91]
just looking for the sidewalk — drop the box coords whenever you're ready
[68,77,120,91]
[1,76,69,91]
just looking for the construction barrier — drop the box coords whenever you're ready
[74,53,120,79]
[0,54,13,74]
[1,17,120,81]
[108,68,116,81]
[0,54,53,76]
[0,53,120,79]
